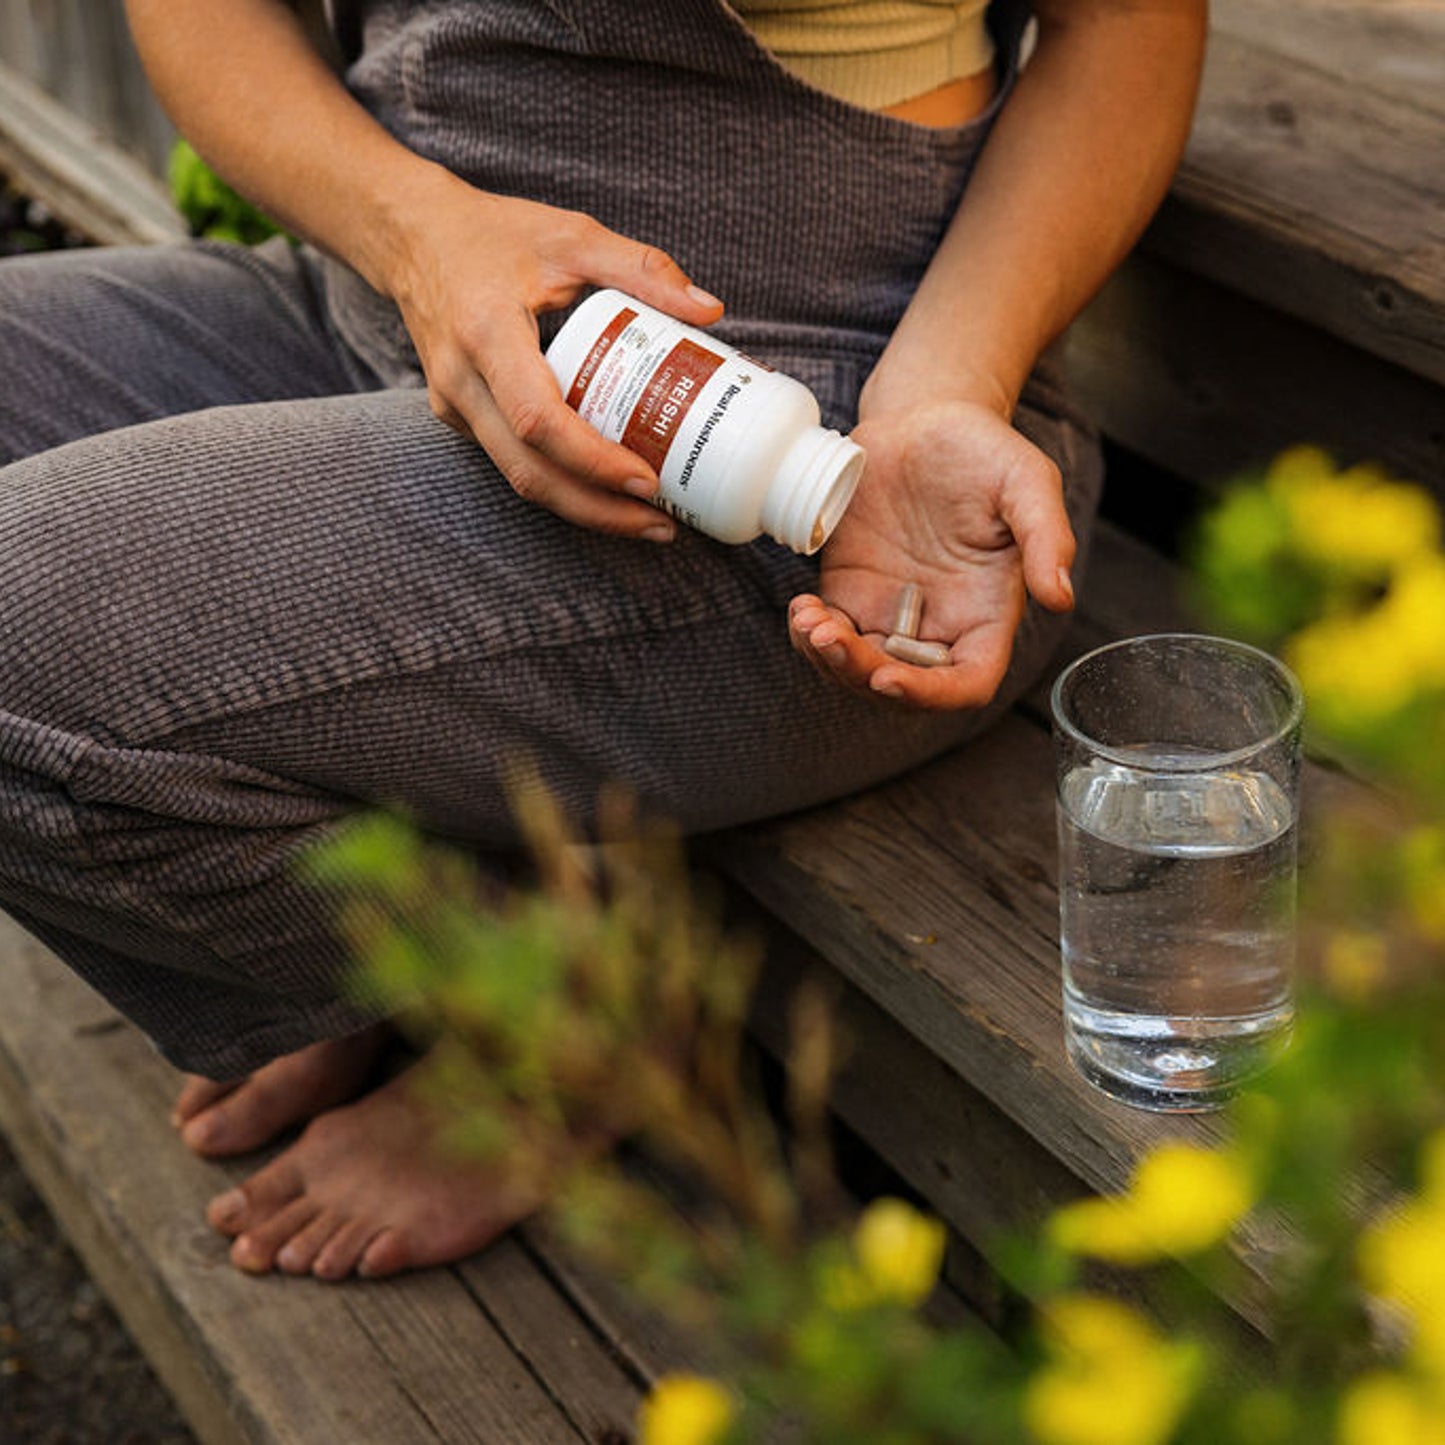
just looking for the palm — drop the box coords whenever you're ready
[788,400,1074,710]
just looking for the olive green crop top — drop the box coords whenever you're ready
[730,1,995,111]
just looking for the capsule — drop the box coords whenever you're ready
[884,635,952,667]
[891,583,923,640]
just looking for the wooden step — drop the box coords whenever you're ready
[1072,0,1445,494]
[0,914,657,1445]
[1162,0,1445,389]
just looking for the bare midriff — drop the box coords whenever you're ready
[881,68,996,127]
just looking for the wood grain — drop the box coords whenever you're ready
[1153,9,1445,386]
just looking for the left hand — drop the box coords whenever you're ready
[788,399,1076,710]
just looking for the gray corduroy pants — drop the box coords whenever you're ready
[0,2,1101,1080]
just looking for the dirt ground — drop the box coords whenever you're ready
[0,1134,195,1445]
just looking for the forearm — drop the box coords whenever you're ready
[124,0,450,294]
[864,0,1208,418]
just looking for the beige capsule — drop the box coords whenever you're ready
[883,634,952,667]
[891,582,923,639]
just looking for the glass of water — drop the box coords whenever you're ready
[1050,633,1304,1112]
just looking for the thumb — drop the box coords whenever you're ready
[998,450,1076,613]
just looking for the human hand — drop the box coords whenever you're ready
[382,168,723,539]
[788,400,1076,710]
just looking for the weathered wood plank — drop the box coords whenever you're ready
[457,1237,645,1441]
[0,915,624,1445]
[516,1219,712,1389]
[0,59,183,245]
[1154,17,1445,387]
[739,897,1279,1351]
[1070,252,1445,496]
[1215,0,1445,120]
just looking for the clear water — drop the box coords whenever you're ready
[1058,755,1296,1111]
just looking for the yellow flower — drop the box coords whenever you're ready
[1267,450,1440,574]
[1337,1371,1445,1445]
[1024,1294,1200,1445]
[638,1374,735,1445]
[1265,443,1336,491]
[1381,557,1445,688]
[1048,1196,1156,1265]
[1048,1144,1254,1265]
[839,1197,947,1309]
[1359,1130,1445,1376]
[1288,610,1419,723]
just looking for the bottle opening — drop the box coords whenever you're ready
[764,428,866,554]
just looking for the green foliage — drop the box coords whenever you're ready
[168,140,284,244]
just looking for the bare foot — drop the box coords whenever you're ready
[172,1024,392,1157]
[204,1063,542,1279]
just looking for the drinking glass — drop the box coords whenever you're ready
[1050,633,1304,1111]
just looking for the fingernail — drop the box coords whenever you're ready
[873,681,904,700]
[1057,565,1075,604]
[812,625,838,648]
[686,284,723,310]
[623,476,656,499]
[642,523,675,543]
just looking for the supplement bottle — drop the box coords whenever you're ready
[546,289,865,554]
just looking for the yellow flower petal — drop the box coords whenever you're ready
[1026,1295,1200,1445]
[1288,611,1419,723]
[852,1197,947,1309]
[1271,457,1440,574]
[1048,1198,1159,1266]
[639,1375,735,1445]
[1049,1145,1253,1264]
[1129,1143,1255,1253]
[1266,444,1336,491]
[1337,1372,1445,1445]
[1381,559,1445,687]
[1359,1198,1445,1326]
[1038,1294,1162,1360]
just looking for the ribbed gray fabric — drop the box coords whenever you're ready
[0,0,1100,1079]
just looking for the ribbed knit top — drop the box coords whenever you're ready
[318,0,1029,388]
[730,1,995,110]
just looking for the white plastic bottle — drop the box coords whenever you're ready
[545,289,865,554]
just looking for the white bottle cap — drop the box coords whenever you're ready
[760,427,866,554]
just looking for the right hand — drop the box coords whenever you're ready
[381,166,724,539]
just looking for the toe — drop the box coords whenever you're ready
[313,1219,387,1282]
[181,1076,296,1157]
[206,1152,304,1236]
[231,1197,321,1275]
[172,1075,240,1129]
[358,1228,410,1280]
[275,1210,344,1276]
